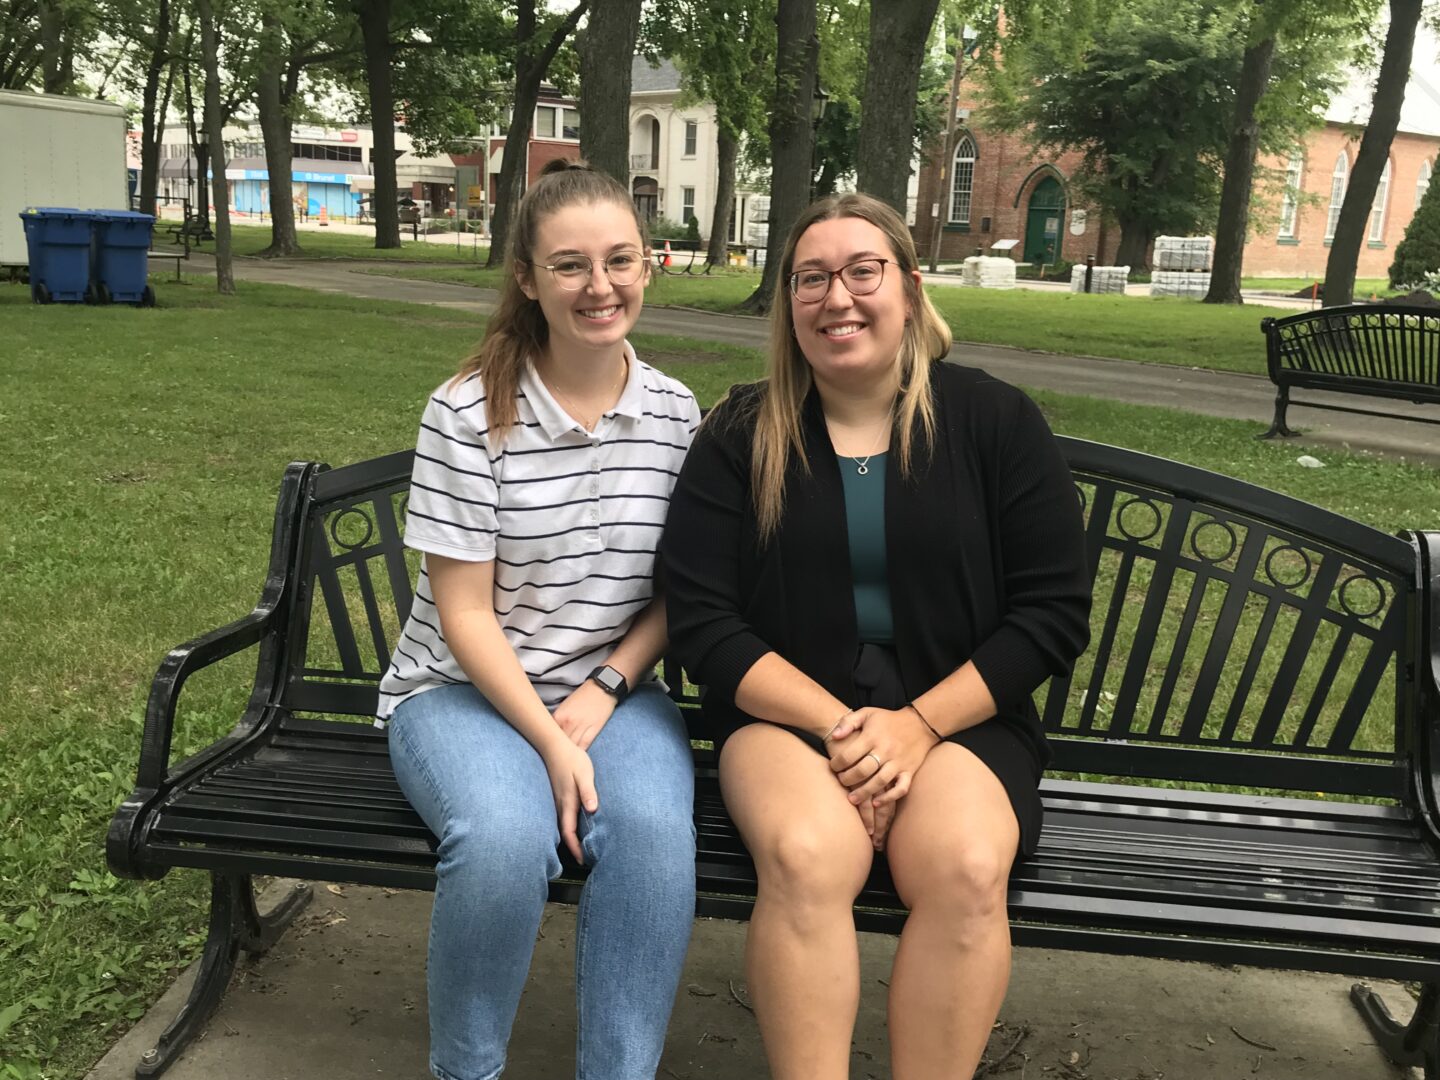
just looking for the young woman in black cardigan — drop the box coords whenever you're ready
[660,193,1092,1079]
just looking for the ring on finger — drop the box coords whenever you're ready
[866,752,884,773]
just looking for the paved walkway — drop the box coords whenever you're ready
[193,255,1439,465]
[87,880,1422,1080]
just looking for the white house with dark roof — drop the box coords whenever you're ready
[628,57,768,250]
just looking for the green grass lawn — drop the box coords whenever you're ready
[1240,276,1396,297]
[354,262,1277,375]
[1,277,1436,1079]
[152,222,493,263]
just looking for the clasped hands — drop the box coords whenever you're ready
[824,706,940,850]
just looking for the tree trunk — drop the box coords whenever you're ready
[1114,220,1152,271]
[706,124,739,266]
[579,0,643,184]
[855,0,940,213]
[256,14,301,257]
[182,44,208,227]
[138,0,173,218]
[355,0,400,248]
[39,0,76,94]
[487,1,589,268]
[1204,33,1275,305]
[1322,0,1421,307]
[198,0,233,294]
[740,0,818,315]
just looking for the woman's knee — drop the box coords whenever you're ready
[751,820,871,907]
[897,838,1012,923]
[584,789,696,871]
[436,804,561,889]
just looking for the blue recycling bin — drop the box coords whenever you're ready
[19,207,100,304]
[91,209,157,306]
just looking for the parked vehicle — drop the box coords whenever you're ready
[0,90,127,269]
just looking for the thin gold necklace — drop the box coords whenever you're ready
[543,359,627,432]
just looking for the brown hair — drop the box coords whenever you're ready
[453,159,650,438]
[747,192,951,539]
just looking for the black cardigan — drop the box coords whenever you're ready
[659,363,1092,767]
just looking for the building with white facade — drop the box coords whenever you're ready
[628,58,767,248]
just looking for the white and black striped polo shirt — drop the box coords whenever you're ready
[376,344,701,720]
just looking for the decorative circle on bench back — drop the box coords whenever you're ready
[1189,519,1238,564]
[1116,496,1162,542]
[1074,482,1088,512]
[1263,545,1312,590]
[1338,573,1386,620]
[329,507,376,550]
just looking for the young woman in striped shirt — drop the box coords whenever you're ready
[378,160,701,1080]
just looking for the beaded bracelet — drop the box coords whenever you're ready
[906,701,943,743]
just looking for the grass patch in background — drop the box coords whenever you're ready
[1239,276,1396,297]
[1,277,1435,1079]
[358,261,1272,374]
[154,222,493,263]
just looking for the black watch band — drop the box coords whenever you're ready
[588,665,629,701]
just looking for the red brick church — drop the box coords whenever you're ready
[911,43,1440,279]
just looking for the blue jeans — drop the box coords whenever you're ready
[388,682,697,1080]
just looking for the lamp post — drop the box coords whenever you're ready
[809,86,829,201]
[927,29,980,273]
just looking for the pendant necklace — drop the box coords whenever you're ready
[847,424,890,476]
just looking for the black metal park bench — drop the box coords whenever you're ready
[107,439,1440,1078]
[1260,303,1440,438]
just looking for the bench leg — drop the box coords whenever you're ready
[1350,981,1439,1078]
[134,873,312,1078]
[1258,386,1299,439]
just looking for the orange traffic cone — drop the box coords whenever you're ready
[662,239,672,267]
[319,205,329,227]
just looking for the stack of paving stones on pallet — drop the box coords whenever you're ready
[961,253,1018,289]
[1068,263,1131,294]
[1150,236,1214,297]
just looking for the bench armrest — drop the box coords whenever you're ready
[1412,530,1440,846]
[107,461,319,879]
[133,609,276,792]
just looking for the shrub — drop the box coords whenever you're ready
[647,216,690,240]
[685,216,702,245]
[1390,175,1440,288]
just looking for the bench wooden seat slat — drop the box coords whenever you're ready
[106,441,1440,1077]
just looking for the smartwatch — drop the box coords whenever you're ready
[588,665,629,702]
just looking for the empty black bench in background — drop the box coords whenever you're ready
[108,440,1440,1078]
[1260,302,1440,437]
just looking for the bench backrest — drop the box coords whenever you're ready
[1262,304,1440,397]
[276,441,1420,802]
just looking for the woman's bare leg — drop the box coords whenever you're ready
[720,724,876,1080]
[883,743,1021,1079]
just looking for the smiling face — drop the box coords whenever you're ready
[520,198,650,365]
[788,216,920,392]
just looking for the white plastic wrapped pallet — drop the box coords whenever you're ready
[1149,270,1212,298]
[1070,265,1131,295]
[1153,236,1214,272]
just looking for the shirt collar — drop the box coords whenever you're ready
[521,340,644,440]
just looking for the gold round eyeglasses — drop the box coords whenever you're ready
[529,250,646,291]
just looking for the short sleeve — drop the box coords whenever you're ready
[402,386,499,561]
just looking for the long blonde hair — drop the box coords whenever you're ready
[748,193,952,539]
[453,159,650,438]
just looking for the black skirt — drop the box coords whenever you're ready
[712,642,1045,858]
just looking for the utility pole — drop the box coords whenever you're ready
[927,30,973,273]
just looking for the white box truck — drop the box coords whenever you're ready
[0,89,128,267]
